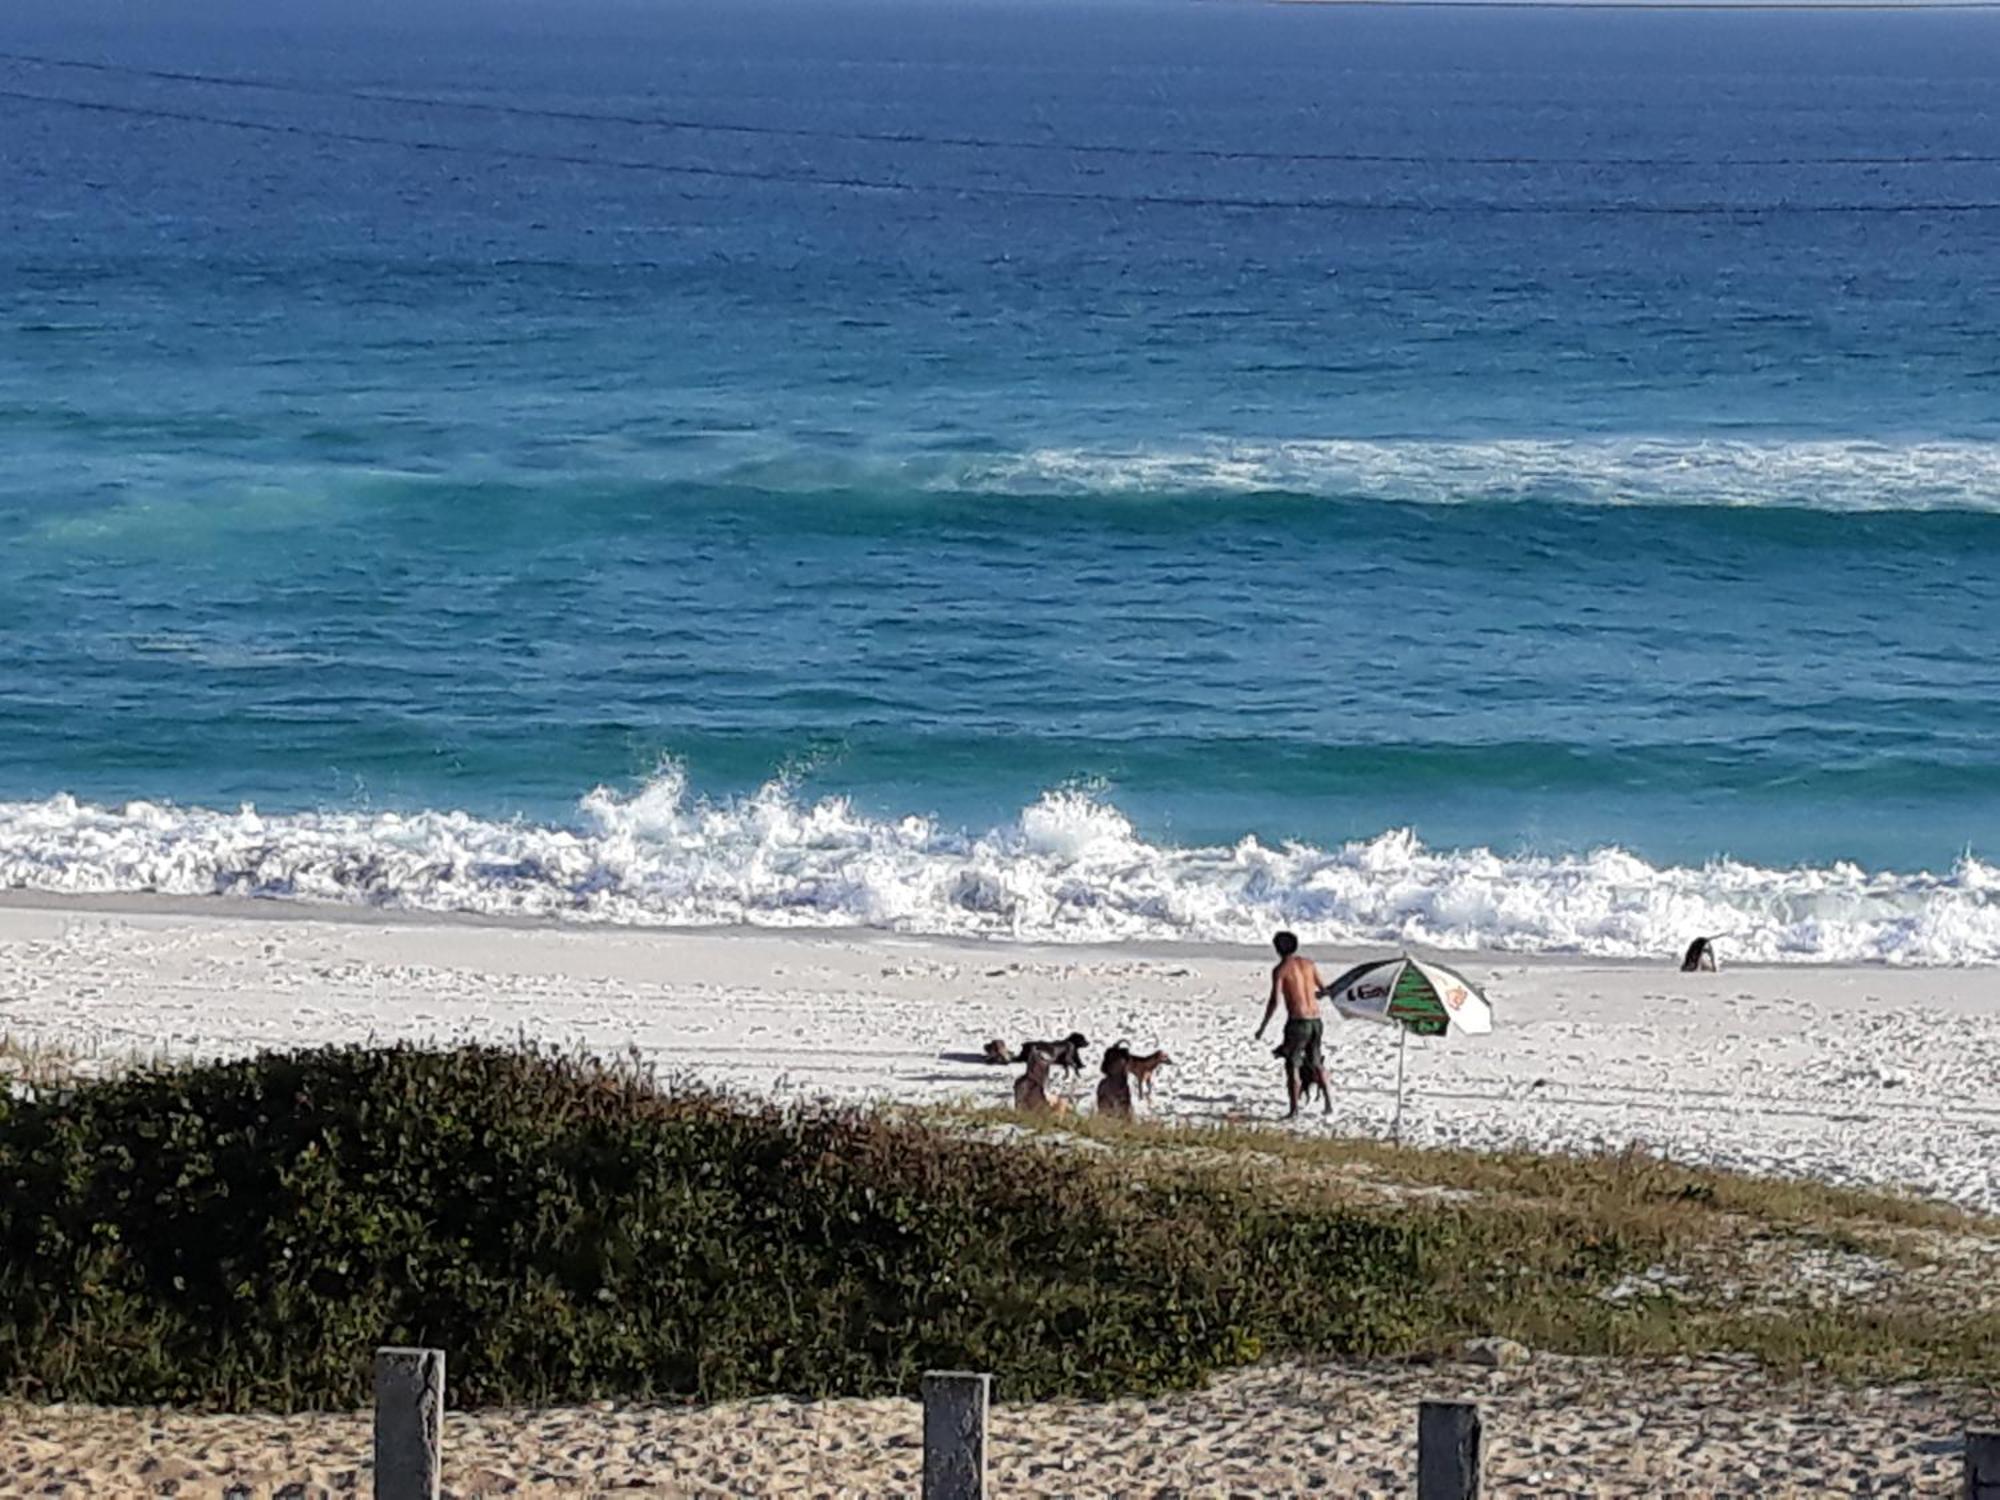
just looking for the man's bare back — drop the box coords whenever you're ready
[1271,953,1323,1021]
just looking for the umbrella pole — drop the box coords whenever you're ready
[1392,1027,1407,1142]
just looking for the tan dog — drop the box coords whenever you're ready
[1124,1049,1171,1100]
[1013,1049,1054,1113]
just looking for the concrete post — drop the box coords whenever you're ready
[373,1346,446,1500]
[1418,1399,1482,1500]
[921,1370,991,1500]
[1968,1429,2000,1500]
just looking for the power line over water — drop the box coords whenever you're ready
[5,84,2000,215]
[6,47,2000,170]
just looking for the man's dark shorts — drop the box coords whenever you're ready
[1279,1017,1324,1079]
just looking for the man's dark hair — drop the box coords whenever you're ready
[1274,930,1299,957]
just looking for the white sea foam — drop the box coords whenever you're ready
[3,773,1998,964]
[956,437,2000,510]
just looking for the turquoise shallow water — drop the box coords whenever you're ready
[3,1,2000,956]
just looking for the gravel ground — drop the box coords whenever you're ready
[5,1353,1995,1497]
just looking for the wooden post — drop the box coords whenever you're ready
[373,1346,446,1500]
[1418,1400,1482,1500]
[1968,1429,2000,1500]
[921,1370,991,1500]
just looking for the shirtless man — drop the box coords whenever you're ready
[1254,930,1331,1118]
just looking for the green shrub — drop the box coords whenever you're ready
[0,1045,1455,1410]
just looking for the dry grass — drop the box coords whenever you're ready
[0,1033,86,1089]
[937,1106,2000,1387]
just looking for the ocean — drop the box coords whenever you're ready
[3,0,2000,960]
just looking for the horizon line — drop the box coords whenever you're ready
[1256,0,2000,11]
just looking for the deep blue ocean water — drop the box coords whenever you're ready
[3,0,2000,958]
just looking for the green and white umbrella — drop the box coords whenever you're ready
[1320,954,1492,1138]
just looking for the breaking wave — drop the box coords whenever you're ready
[654,436,2000,512]
[948,438,2000,511]
[3,771,1998,965]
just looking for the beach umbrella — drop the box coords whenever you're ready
[1319,953,1492,1139]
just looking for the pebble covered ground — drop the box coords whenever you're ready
[4,1354,1995,1498]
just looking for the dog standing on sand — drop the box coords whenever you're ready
[1020,1032,1088,1076]
[1298,1061,1330,1110]
[1096,1042,1134,1119]
[1123,1049,1171,1100]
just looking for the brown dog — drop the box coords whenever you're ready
[1013,1049,1054,1113]
[1299,1062,1330,1109]
[1272,1040,1331,1109]
[982,1038,1016,1065]
[1124,1049,1171,1100]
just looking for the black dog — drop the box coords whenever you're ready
[1096,1042,1134,1119]
[1019,1031,1088,1076]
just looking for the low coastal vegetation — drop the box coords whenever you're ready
[0,1045,1992,1412]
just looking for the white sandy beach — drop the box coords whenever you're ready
[2,892,1997,1212]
